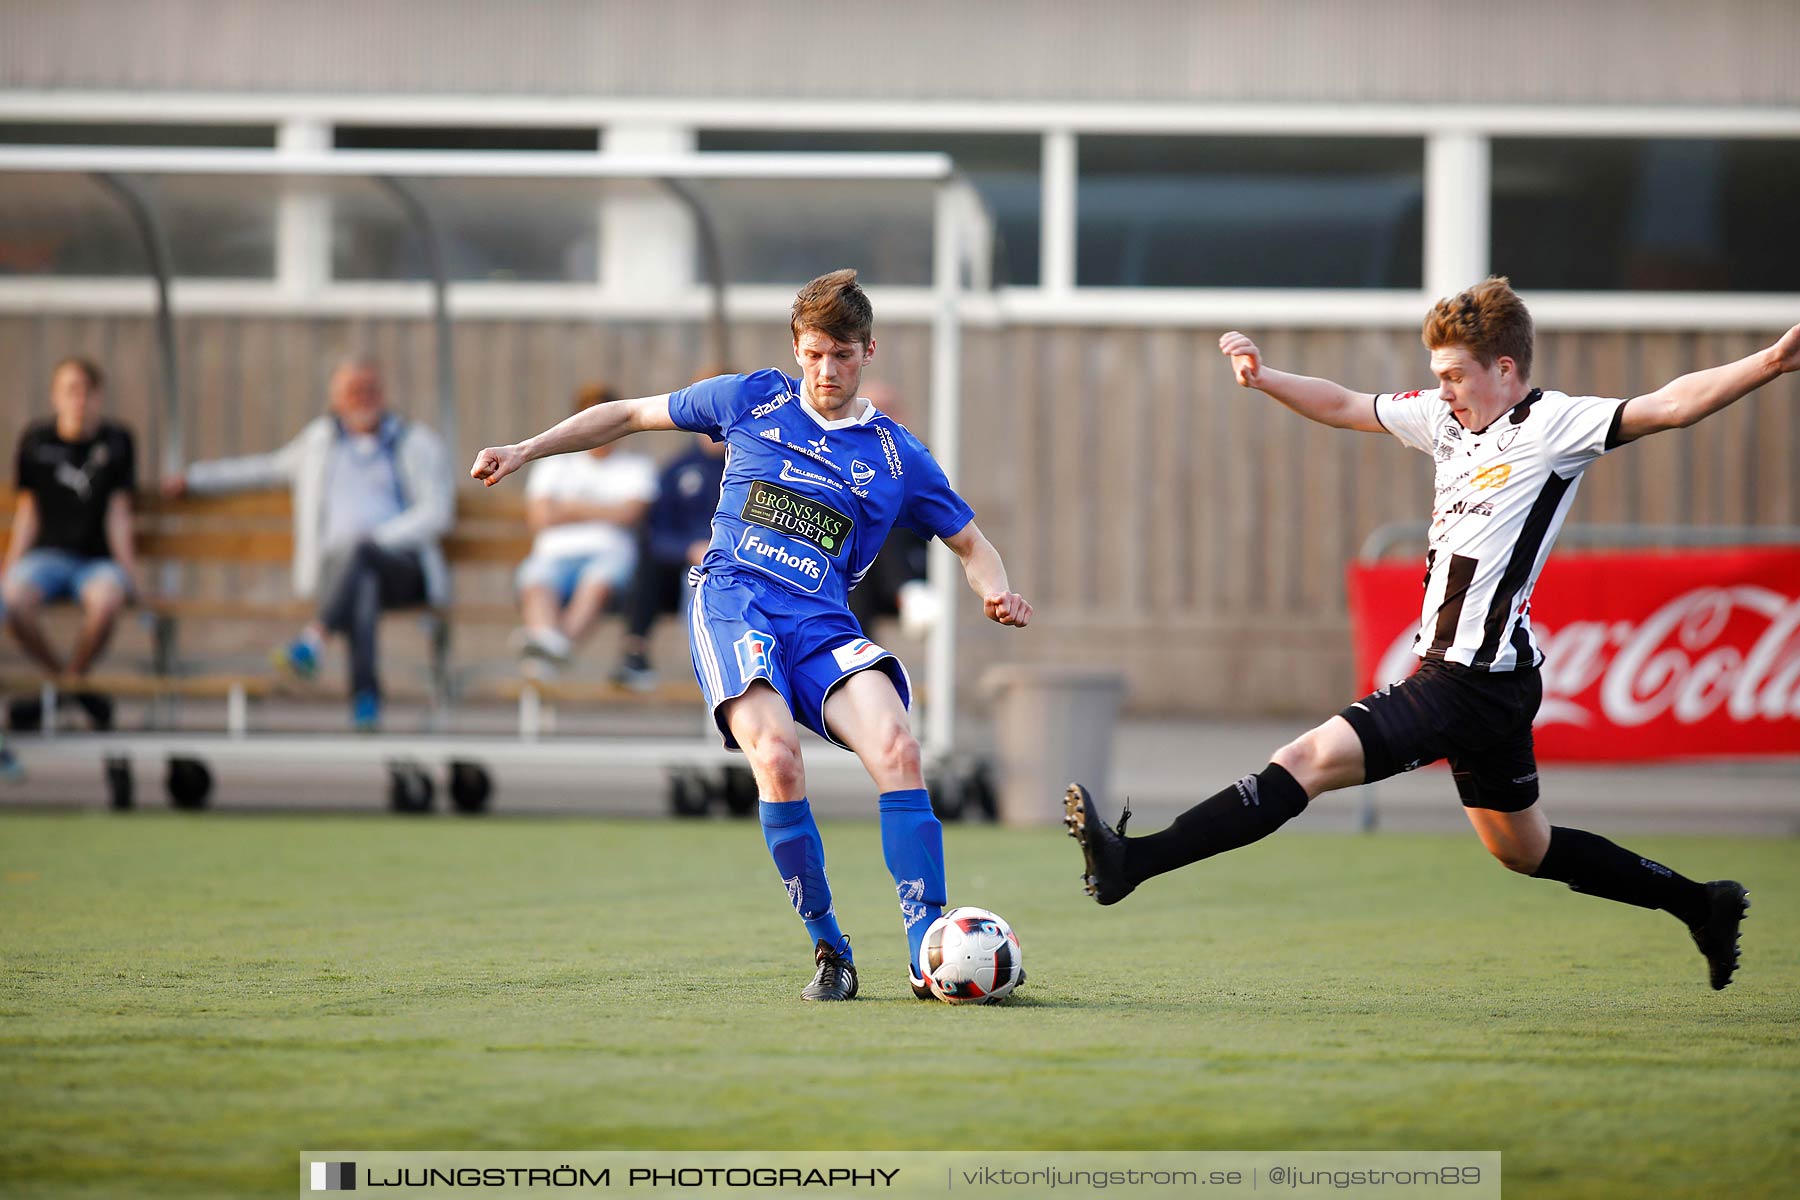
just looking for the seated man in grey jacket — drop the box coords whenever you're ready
[165,358,453,730]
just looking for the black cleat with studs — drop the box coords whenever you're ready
[801,939,859,1001]
[1062,783,1136,906]
[1689,880,1749,991]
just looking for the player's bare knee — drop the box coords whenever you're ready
[1487,841,1541,874]
[744,731,805,794]
[873,723,921,783]
[2,583,40,617]
[1270,732,1328,794]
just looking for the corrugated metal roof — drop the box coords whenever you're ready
[3,0,1797,106]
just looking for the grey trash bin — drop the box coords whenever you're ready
[981,665,1126,827]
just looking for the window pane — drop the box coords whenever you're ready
[0,172,275,279]
[1077,136,1424,288]
[679,177,941,288]
[329,176,599,283]
[1491,138,1800,292]
[0,125,279,278]
[0,122,274,147]
[333,125,598,152]
[697,131,1040,286]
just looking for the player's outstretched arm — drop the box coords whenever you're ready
[470,394,679,488]
[1217,331,1384,432]
[942,521,1031,628]
[1614,322,1800,444]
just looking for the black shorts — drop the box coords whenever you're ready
[1337,659,1543,812]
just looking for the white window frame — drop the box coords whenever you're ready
[2,92,1797,329]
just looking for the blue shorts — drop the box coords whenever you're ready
[4,549,132,603]
[687,567,911,751]
[514,546,636,606]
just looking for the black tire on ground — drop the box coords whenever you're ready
[964,761,999,822]
[165,756,213,810]
[720,765,759,818]
[104,755,134,810]
[388,763,435,814]
[928,772,965,822]
[668,769,711,818]
[448,760,493,815]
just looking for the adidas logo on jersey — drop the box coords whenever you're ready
[759,428,782,442]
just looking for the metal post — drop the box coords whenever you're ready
[923,182,967,767]
[658,178,732,371]
[91,173,181,481]
[373,177,457,458]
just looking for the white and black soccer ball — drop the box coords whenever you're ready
[920,906,1023,1004]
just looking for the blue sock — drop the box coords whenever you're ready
[878,788,946,976]
[759,799,850,962]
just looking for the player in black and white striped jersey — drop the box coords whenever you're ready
[1066,277,1800,990]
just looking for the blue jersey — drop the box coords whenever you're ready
[667,369,974,611]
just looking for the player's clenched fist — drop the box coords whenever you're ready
[470,444,526,487]
[985,591,1032,628]
[1218,331,1263,388]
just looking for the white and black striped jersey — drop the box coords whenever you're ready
[1374,386,1629,672]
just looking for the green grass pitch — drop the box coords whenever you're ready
[2,812,1795,1198]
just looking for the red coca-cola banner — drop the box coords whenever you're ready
[1347,548,1800,761]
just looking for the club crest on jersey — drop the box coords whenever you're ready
[734,528,828,593]
[1497,426,1521,451]
[831,638,886,673]
[851,459,876,487]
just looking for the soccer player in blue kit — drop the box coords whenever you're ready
[471,270,1032,1001]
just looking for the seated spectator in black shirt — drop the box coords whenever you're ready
[611,433,726,690]
[2,357,138,728]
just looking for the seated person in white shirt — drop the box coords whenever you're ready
[514,384,657,674]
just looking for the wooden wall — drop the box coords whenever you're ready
[3,314,1794,714]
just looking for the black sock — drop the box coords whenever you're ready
[1531,825,1710,926]
[1125,763,1310,885]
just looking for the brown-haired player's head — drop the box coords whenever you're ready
[790,269,876,417]
[1422,276,1536,429]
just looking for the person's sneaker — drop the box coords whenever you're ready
[270,637,320,681]
[72,692,114,732]
[1063,783,1136,906]
[800,939,858,1002]
[610,651,659,693]
[350,691,381,733]
[1688,880,1749,990]
[0,745,25,784]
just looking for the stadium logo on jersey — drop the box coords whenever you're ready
[831,638,886,673]
[733,629,776,679]
[742,480,853,555]
[1472,463,1512,491]
[851,459,876,487]
[750,393,792,419]
[779,459,844,491]
[734,529,827,593]
[875,426,904,477]
[759,428,782,442]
